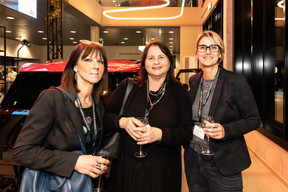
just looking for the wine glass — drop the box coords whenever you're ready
[93,150,109,192]
[202,116,214,156]
[134,117,148,158]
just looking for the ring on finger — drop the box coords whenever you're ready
[96,163,101,168]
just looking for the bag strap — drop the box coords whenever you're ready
[120,78,133,115]
[54,87,87,155]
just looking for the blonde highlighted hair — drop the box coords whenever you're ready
[196,30,225,64]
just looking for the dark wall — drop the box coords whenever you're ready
[234,0,288,149]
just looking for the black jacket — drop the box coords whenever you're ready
[13,86,104,177]
[189,68,261,176]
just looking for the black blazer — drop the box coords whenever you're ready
[189,68,261,176]
[12,86,104,177]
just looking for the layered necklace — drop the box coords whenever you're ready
[144,79,167,119]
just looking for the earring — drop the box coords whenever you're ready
[74,71,77,81]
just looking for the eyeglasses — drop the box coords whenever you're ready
[197,44,220,53]
[79,40,103,47]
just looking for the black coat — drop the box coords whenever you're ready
[189,68,261,176]
[104,78,192,192]
[12,86,104,177]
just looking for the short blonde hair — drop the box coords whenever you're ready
[196,30,225,63]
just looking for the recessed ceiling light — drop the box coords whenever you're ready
[73,41,77,44]
[136,31,141,34]
[70,31,77,33]
[6,31,12,33]
[151,38,155,40]
[169,45,173,48]
[42,37,47,40]
[121,42,125,44]
[124,37,128,40]
[15,37,22,40]
[169,38,174,40]
[169,31,174,34]
[69,37,74,40]
[103,31,109,33]
[7,16,15,20]
[169,42,173,44]
[38,31,44,33]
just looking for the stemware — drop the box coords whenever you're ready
[202,116,214,156]
[93,150,109,192]
[134,117,148,158]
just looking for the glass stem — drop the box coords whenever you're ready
[97,175,102,188]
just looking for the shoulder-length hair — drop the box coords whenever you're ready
[137,41,175,86]
[61,42,108,96]
[196,30,225,64]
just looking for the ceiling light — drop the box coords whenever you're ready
[38,31,44,33]
[275,18,284,20]
[121,42,125,44]
[6,31,12,33]
[103,0,185,20]
[15,37,22,40]
[151,38,155,40]
[42,37,47,40]
[70,31,77,33]
[7,16,15,19]
[169,42,173,44]
[136,31,141,33]
[69,37,74,40]
[169,31,174,34]
[169,38,174,40]
[103,31,109,33]
[124,38,128,40]
[170,45,173,48]
[73,41,77,44]
[277,0,284,8]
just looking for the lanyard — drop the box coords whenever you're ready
[144,80,166,119]
[197,68,220,121]
[76,95,97,142]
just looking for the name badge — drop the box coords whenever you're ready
[193,124,205,140]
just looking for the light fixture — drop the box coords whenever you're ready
[124,37,128,40]
[136,31,141,33]
[169,31,174,34]
[70,31,77,33]
[38,30,44,33]
[69,37,75,40]
[277,0,284,8]
[169,38,174,40]
[6,31,12,33]
[7,16,15,20]
[103,0,185,20]
[17,39,32,68]
[103,31,109,33]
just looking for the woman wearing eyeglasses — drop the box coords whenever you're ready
[184,30,261,192]
[13,40,110,190]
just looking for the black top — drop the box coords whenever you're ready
[104,78,192,192]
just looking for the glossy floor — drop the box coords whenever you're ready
[181,148,288,192]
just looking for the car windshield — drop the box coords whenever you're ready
[1,73,62,109]
[1,71,138,109]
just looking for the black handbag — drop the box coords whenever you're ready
[101,79,133,159]
[19,89,93,192]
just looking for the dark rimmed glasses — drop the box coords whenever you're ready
[79,40,103,47]
[197,44,220,53]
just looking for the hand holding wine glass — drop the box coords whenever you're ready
[202,116,214,156]
[93,150,110,192]
[134,117,148,158]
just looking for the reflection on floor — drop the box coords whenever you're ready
[181,148,288,192]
